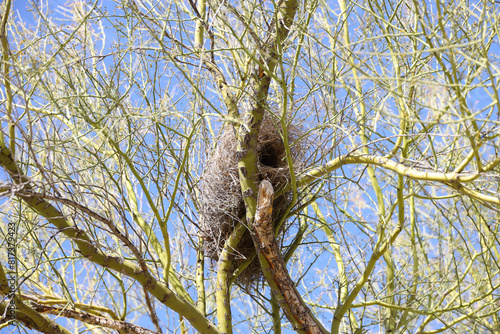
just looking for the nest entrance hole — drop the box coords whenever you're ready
[259,141,284,168]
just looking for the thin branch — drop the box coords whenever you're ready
[30,302,161,334]
[0,145,221,334]
[252,180,329,334]
[276,154,500,205]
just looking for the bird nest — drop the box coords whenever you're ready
[199,113,304,285]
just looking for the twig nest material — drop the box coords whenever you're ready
[199,113,303,284]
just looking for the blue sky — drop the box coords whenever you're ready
[3,0,500,333]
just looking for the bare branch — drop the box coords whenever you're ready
[253,180,329,334]
[30,302,161,334]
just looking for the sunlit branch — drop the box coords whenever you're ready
[0,263,72,334]
[277,154,500,205]
[0,0,14,156]
[0,144,221,334]
[216,222,247,334]
[253,181,329,334]
[30,302,162,334]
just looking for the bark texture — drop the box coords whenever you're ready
[253,180,329,334]
[30,302,161,334]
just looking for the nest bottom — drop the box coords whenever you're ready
[202,191,290,286]
[231,196,290,286]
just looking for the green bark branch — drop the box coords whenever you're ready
[336,2,397,330]
[196,235,206,316]
[123,172,193,303]
[194,0,206,49]
[395,180,418,331]
[276,154,500,205]
[0,263,72,334]
[253,181,329,334]
[213,1,301,329]
[332,212,405,331]
[0,145,220,334]
[216,223,247,334]
[233,0,300,258]
[271,292,282,334]
[310,202,359,333]
[0,0,14,156]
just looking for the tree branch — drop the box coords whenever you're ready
[276,154,500,205]
[30,302,162,334]
[252,180,329,334]
[0,144,221,334]
[0,263,72,334]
